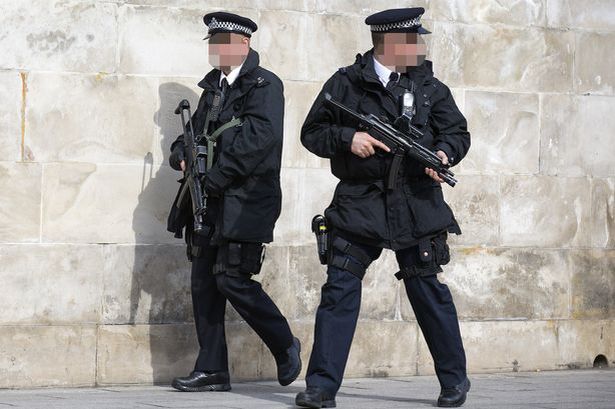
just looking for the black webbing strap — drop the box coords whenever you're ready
[205,117,243,170]
[332,237,372,266]
[328,237,373,280]
[394,265,442,280]
[329,255,368,280]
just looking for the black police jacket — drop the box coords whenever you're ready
[168,49,283,243]
[301,49,470,250]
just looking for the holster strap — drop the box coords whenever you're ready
[394,265,440,280]
[332,237,372,266]
[330,255,367,280]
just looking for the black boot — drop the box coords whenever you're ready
[295,386,337,408]
[275,337,302,386]
[437,377,471,407]
[171,371,231,392]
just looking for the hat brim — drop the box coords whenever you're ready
[418,26,431,34]
[203,30,252,41]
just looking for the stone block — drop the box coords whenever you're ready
[254,245,295,320]
[258,11,370,82]
[547,0,615,31]
[152,78,202,166]
[118,5,238,76]
[430,22,573,93]
[346,321,419,378]
[500,175,591,247]
[41,163,179,244]
[289,244,328,320]
[569,249,615,319]
[444,175,500,246]
[0,162,41,243]
[96,324,198,385]
[0,0,117,72]
[0,244,104,324]
[418,320,560,374]
[439,247,570,320]
[314,0,428,16]
[0,325,96,388]
[430,0,545,27]
[460,91,539,175]
[282,80,329,169]
[26,73,158,164]
[575,32,615,95]
[122,0,313,12]
[540,95,615,178]
[359,249,403,321]
[277,167,338,245]
[101,244,191,325]
[591,178,615,248]
[0,71,22,162]
[557,320,615,369]
[226,322,268,381]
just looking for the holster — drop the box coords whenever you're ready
[394,232,449,280]
[213,242,266,276]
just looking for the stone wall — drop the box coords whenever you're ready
[0,0,613,388]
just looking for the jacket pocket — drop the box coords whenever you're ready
[404,180,457,238]
[326,181,388,241]
[221,191,281,242]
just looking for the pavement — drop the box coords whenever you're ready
[0,369,614,409]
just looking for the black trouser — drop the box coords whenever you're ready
[190,240,294,373]
[305,237,467,395]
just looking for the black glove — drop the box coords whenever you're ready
[169,144,185,171]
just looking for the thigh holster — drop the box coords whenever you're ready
[213,242,266,277]
[395,235,447,280]
[328,237,373,280]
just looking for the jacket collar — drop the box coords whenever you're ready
[198,48,260,90]
[353,49,434,87]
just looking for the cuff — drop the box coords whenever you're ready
[205,168,233,195]
[434,142,456,166]
[338,126,356,152]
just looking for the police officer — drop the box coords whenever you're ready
[167,12,301,392]
[295,7,471,408]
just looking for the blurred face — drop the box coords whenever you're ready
[208,32,250,72]
[373,32,427,70]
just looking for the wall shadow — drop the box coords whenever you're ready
[130,81,200,384]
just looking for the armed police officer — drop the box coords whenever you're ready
[167,12,301,393]
[296,8,471,408]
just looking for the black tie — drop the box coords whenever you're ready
[220,77,229,93]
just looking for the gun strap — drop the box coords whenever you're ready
[205,117,243,170]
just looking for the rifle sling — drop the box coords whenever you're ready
[205,117,243,170]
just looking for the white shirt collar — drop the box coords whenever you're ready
[219,60,245,87]
[372,55,400,87]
